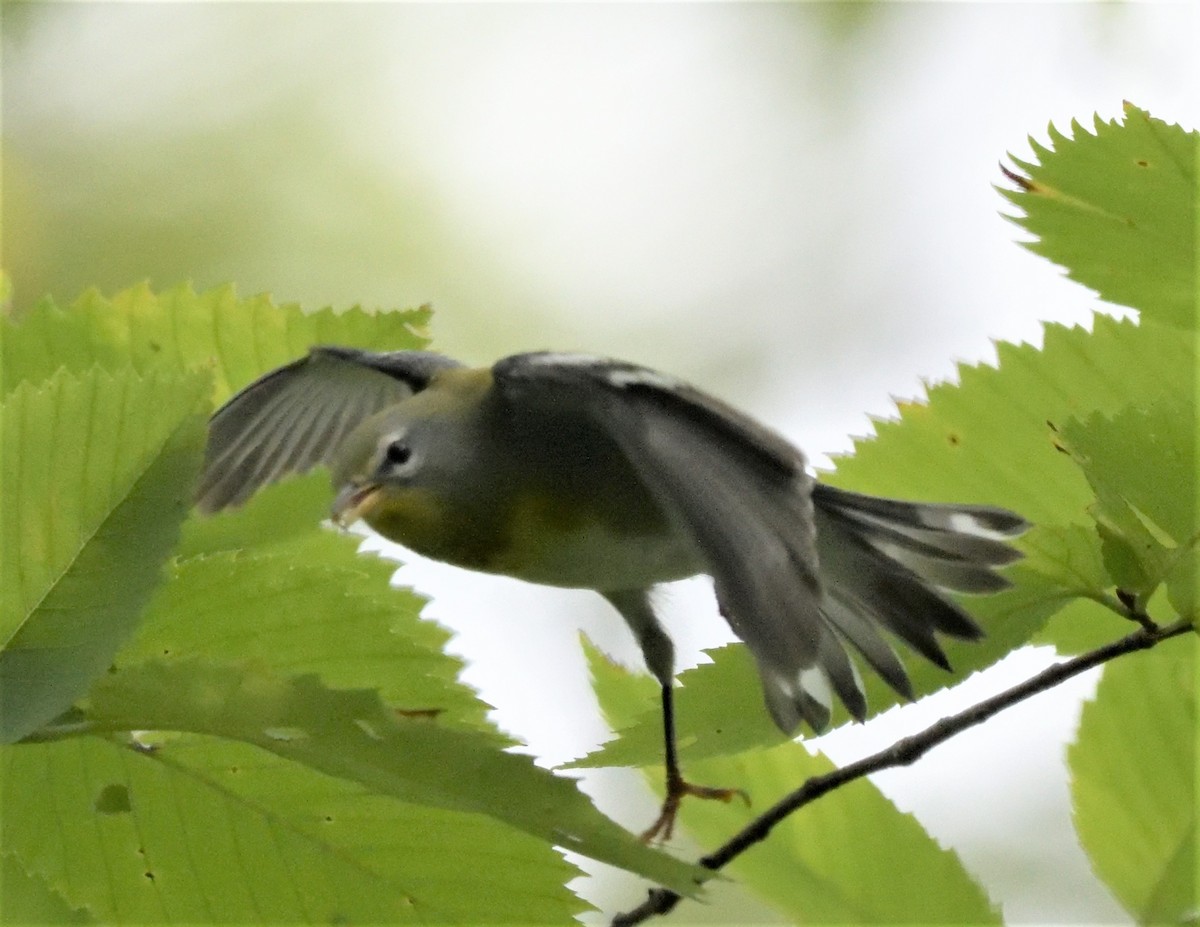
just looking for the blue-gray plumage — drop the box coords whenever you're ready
[198,347,1027,840]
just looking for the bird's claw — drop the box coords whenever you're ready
[640,779,750,844]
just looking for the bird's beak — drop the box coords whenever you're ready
[331,482,383,529]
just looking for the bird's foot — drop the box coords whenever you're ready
[639,777,750,844]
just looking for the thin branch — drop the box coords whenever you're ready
[611,616,1194,927]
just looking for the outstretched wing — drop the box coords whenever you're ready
[197,347,462,513]
[492,352,861,732]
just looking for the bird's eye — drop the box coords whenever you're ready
[384,440,412,466]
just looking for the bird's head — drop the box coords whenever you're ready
[329,410,423,529]
[328,367,495,539]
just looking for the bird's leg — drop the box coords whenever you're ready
[639,682,749,844]
[602,589,749,843]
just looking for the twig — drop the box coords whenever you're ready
[611,617,1194,926]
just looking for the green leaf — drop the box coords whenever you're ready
[574,643,782,770]
[126,532,500,738]
[0,366,208,743]
[1069,636,1196,923]
[84,659,707,897]
[1033,598,1130,656]
[1061,400,1195,545]
[3,279,436,566]
[831,315,1193,651]
[830,316,1192,525]
[999,104,1198,328]
[0,852,92,925]
[3,735,584,923]
[176,472,334,558]
[1058,400,1197,617]
[578,635,661,730]
[675,743,998,924]
[2,281,432,398]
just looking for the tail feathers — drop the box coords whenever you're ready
[813,485,1028,542]
[757,622,871,734]
[811,483,1025,703]
[757,638,866,733]
[820,591,915,699]
[845,547,982,662]
[717,483,1024,737]
[817,630,868,719]
[760,665,831,733]
[828,514,1021,592]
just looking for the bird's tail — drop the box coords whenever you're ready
[800,483,1027,723]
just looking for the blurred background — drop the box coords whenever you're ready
[4,3,1195,922]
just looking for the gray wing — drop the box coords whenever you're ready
[196,347,462,513]
[492,352,865,733]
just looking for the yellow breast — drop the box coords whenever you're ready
[489,490,701,589]
[366,486,700,591]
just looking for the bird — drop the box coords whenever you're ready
[196,346,1027,841]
